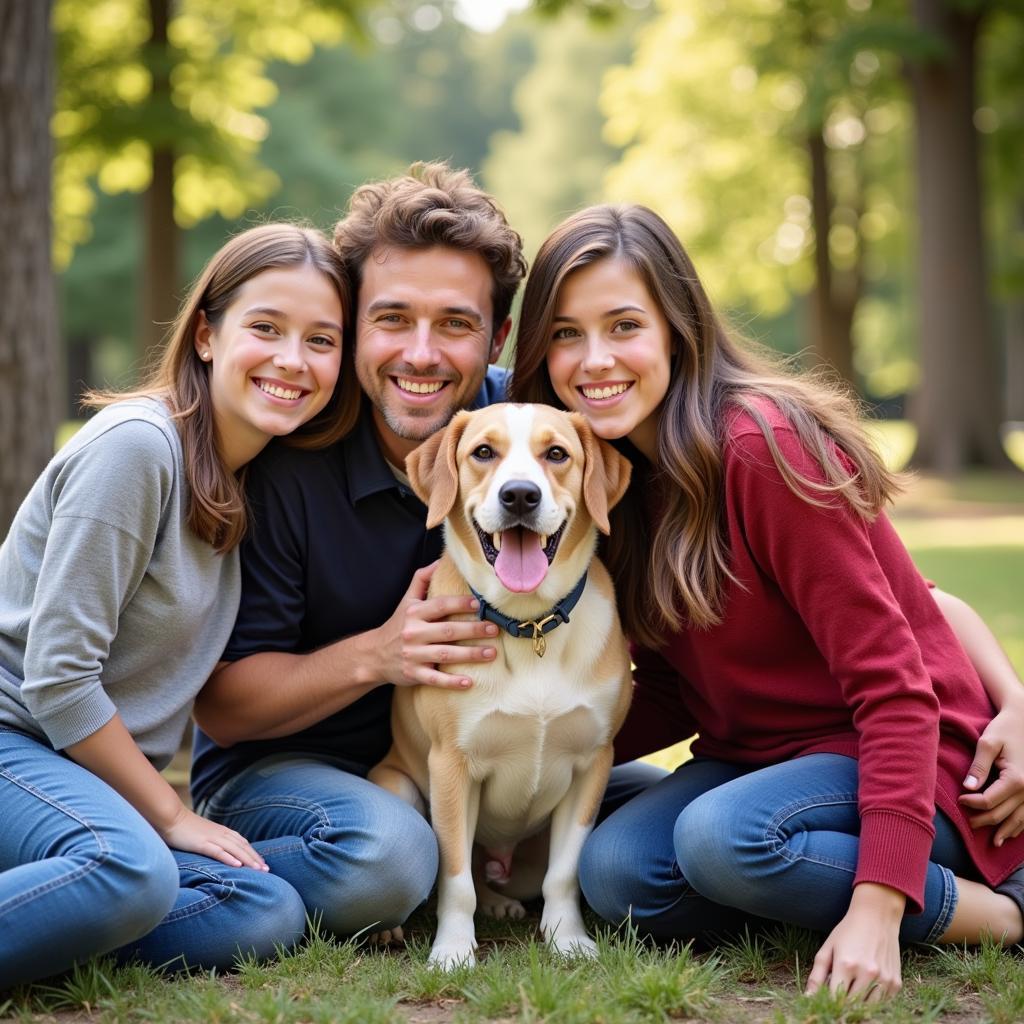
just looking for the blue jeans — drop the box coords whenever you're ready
[0,729,306,990]
[197,753,666,938]
[579,753,970,945]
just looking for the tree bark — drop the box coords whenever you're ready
[807,131,858,390]
[908,0,1011,472]
[0,0,60,538]
[139,0,181,369]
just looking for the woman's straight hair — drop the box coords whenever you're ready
[511,204,902,647]
[85,223,357,553]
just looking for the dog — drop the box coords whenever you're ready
[369,403,633,969]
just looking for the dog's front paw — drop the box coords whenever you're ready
[427,939,477,971]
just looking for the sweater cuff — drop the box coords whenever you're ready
[34,685,119,751]
[854,809,935,914]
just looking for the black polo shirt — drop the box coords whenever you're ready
[190,368,508,807]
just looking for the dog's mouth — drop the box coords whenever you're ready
[474,520,566,593]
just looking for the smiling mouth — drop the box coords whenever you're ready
[578,382,632,401]
[393,377,451,396]
[254,378,309,400]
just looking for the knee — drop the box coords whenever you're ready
[227,873,307,962]
[578,819,639,925]
[673,790,751,905]
[309,795,438,934]
[93,832,180,947]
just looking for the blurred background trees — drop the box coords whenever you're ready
[2,0,1023,535]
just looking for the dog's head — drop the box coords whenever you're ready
[406,403,631,608]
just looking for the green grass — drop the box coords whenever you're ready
[5,917,1022,1023]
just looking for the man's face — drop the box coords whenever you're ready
[354,244,510,467]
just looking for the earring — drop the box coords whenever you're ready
[201,351,211,361]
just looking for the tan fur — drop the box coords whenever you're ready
[370,403,634,968]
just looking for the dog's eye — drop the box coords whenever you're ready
[546,446,569,463]
[472,444,495,461]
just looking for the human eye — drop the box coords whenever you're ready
[250,321,278,336]
[551,326,580,342]
[444,318,473,332]
[612,319,642,334]
[307,334,338,348]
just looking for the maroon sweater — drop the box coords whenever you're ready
[615,403,1024,912]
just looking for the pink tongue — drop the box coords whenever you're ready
[494,528,549,592]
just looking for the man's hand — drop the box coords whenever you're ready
[960,699,1024,845]
[805,883,904,1002]
[159,805,269,871]
[375,562,499,689]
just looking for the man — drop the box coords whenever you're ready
[190,163,530,937]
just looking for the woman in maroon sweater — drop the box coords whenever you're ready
[510,203,1024,999]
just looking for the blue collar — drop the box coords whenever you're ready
[469,572,588,658]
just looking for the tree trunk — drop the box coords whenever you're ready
[908,0,1011,472]
[807,131,857,390]
[0,0,60,538]
[1005,203,1024,425]
[139,0,181,370]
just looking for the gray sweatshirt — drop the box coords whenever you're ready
[0,399,240,769]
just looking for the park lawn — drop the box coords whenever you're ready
[4,440,1022,1023]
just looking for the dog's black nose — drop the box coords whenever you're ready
[499,480,542,517]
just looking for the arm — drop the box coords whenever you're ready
[933,587,1024,842]
[195,563,499,745]
[67,715,266,869]
[728,422,940,997]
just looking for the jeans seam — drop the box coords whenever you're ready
[160,863,235,923]
[206,796,331,831]
[0,766,112,917]
[765,790,860,873]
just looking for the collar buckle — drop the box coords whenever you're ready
[517,613,559,658]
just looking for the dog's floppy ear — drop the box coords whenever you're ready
[572,413,633,535]
[406,411,472,528]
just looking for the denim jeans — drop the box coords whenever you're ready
[197,753,667,939]
[579,753,970,945]
[0,729,306,990]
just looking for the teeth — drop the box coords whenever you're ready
[258,381,302,400]
[581,383,629,400]
[493,532,501,551]
[396,378,444,395]
[539,534,547,549]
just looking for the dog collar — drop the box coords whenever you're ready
[469,573,588,658]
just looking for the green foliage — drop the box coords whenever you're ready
[52,0,365,267]
[483,6,649,260]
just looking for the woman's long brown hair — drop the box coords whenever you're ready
[511,204,902,648]
[85,223,358,553]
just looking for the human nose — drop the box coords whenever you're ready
[404,320,442,369]
[580,334,615,374]
[273,334,308,373]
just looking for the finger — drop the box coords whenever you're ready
[201,842,244,868]
[963,736,1000,790]
[845,965,880,999]
[413,594,488,622]
[216,830,269,870]
[964,794,1024,829]
[404,562,439,602]
[805,945,832,995]
[428,643,497,666]
[411,619,500,645]
[961,773,1024,812]
[994,810,1024,847]
[410,666,475,690]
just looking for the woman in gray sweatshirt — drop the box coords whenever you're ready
[0,222,359,987]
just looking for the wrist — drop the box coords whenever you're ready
[850,881,906,920]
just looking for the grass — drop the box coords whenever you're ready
[6,424,1023,1022]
